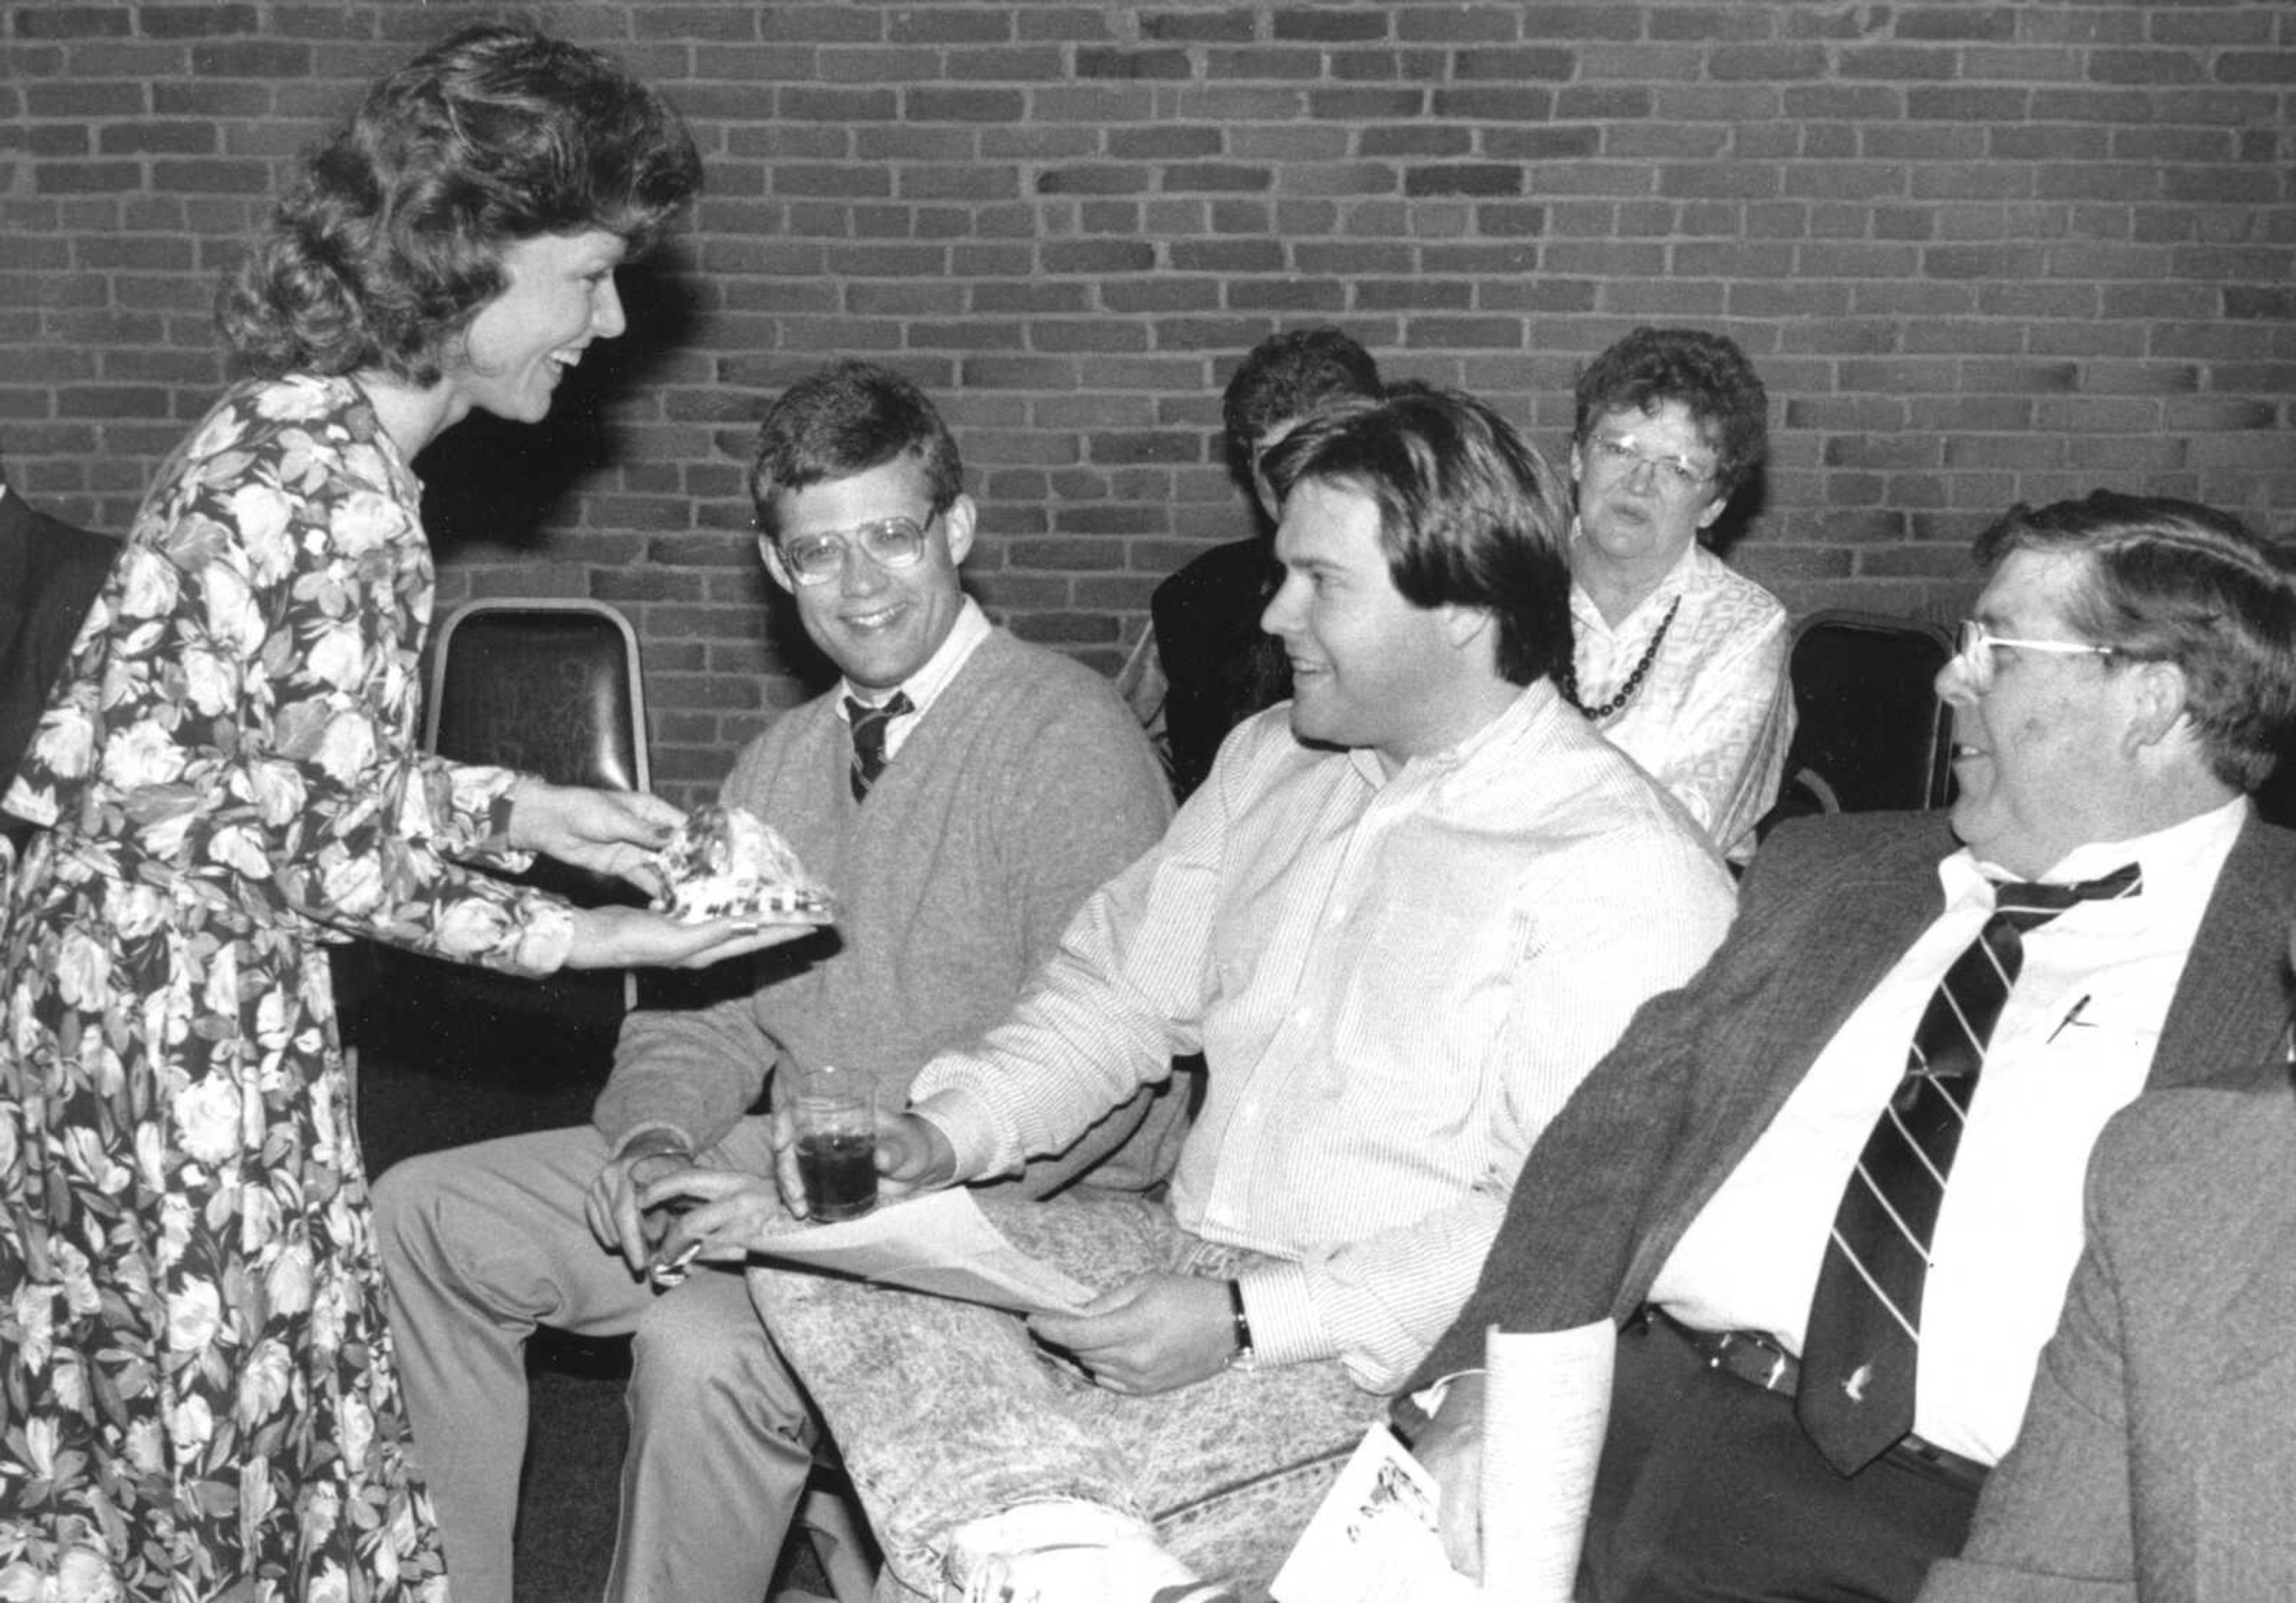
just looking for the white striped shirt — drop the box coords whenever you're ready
[911,682,1736,1391]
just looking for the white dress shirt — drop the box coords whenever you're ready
[1571,541,1794,862]
[1649,795,2249,1462]
[911,683,1736,1391]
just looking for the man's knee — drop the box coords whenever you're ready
[631,1273,807,1428]
[371,1140,585,1323]
[371,1148,461,1277]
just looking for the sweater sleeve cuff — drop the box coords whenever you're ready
[611,1125,696,1162]
[909,1086,1011,1182]
[1235,1262,1333,1369]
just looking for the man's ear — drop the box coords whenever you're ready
[1442,602,1497,654]
[942,494,978,566]
[2124,658,2191,752]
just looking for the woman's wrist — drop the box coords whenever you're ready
[493,777,539,849]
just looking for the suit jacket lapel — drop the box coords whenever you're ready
[2151,813,2296,1091]
[1626,822,1955,1300]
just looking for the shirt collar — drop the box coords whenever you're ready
[1348,678,1570,789]
[1568,537,1701,637]
[837,597,990,726]
[1940,793,2251,911]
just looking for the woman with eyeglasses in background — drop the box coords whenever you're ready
[1563,326,1794,864]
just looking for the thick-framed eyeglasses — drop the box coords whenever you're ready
[765,516,933,585]
[1952,619,2119,692]
[1585,432,1718,495]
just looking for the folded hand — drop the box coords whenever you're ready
[1027,1272,1234,1396]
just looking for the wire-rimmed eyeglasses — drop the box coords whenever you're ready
[1584,432,1718,495]
[1951,619,2119,692]
[763,516,932,585]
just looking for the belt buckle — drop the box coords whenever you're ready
[1711,1329,1796,1394]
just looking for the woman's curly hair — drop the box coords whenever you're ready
[219,22,702,384]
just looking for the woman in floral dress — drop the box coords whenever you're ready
[0,25,778,1599]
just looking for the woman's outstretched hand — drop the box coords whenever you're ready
[563,904,814,970]
[508,780,682,895]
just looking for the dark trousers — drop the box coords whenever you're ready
[1577,1314,1983,1603]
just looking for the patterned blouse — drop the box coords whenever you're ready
[1571,542,1795,863]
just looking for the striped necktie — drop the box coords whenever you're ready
[845,691,911,801]
[1795,862,2143,1475]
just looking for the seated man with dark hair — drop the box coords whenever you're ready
[696,383,1738,1602]
[1409,490,2296,1603]
[1122,325,1382,798]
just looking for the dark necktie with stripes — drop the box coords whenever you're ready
[1794,862,2144,1475]
[845,691,911,801]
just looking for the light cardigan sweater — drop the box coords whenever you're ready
[596,628,1173,1186]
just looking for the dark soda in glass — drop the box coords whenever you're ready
[798,1131,877,1222]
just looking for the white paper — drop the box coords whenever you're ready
[1478,1319,1614,1602]
[740,1187,1096,1315]
[1271,1424,1479,1603]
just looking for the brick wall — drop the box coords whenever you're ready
[3,1,2291,804]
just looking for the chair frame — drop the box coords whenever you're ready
[426,597,651,792]
[414,600,877,1601]
[1769,608,1957,827]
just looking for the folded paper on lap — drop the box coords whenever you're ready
[1481,1319,1613,1601]
[741,1187,1094,1315]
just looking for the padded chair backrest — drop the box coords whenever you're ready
[346,599,650,1169]
[1771,610,1956,822]
[428,600,648,792]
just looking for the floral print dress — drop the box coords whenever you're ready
[0,374,577,1600]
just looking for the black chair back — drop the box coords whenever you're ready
[429,602,647,793]
[1758,610,1955,838]
[346,599,651,1173]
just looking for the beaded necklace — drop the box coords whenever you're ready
[1562,593,1681,722]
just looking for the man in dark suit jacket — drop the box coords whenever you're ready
[1402,490,2296,1603]
[1,464,114,854]
[1919,1054,2296,1602]
[1140,326,1381,798]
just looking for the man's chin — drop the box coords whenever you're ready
[1285,703,1354,755]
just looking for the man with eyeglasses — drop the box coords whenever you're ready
[1403,489,2296,1602]
[374,359,1177,1603]
[1564,326,1794,863]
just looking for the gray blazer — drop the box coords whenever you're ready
[1410,807,2296,1389]
[1921,1061,2296,1602]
